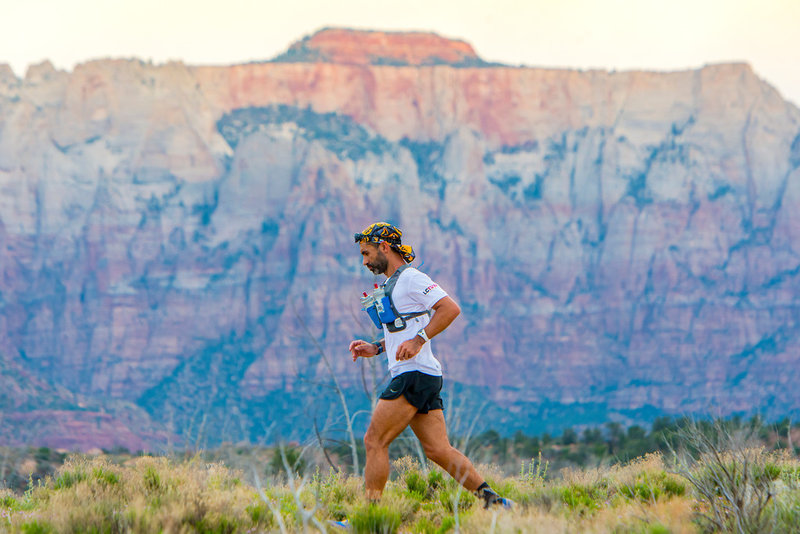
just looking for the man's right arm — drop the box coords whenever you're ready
[349,339,383,362]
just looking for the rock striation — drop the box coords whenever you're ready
[1,29,799,450]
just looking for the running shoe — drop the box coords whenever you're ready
[328,518,350,529]
[480,490,515,510]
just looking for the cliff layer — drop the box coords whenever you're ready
[1,29,799,449]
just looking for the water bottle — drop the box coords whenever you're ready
[361,287,382,330]
[360,290,374,308]
[372,283,386,316]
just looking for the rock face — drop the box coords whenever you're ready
[274,28,483,66]
[1,29,800,450]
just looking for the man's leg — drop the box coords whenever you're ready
[363,396,419,500]
[409,409,483,491]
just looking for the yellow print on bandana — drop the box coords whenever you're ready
[355,222,416,263]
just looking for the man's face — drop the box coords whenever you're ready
[360,242,389,275]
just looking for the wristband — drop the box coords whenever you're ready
[416,329,430,343]
[373,342,384,355]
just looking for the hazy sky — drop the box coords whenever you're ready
[4,0,799,106]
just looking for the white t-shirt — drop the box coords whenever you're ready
[382,267,448,377]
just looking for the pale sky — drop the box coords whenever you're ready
[3,0,799,106]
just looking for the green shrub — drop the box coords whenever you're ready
[768,494,800,532]
[620,472,686,502]
[560,483,604,514]
[427,470,445,492]
[269,446,306,477]
[53,469,87,490]
[403,471,428,501]
[317,470,358,507]
[192,516,239,534]
[412,517,437,534]
[438,488,475,513]
[311,470,360,522]
[662,476,686,497]
[92,466,120,486]
[278,494,298,523]
[1,493,18,509]
[438,516,456,533]
[33,448,51,463]
[779,465,800,484]
[754,461,782,484]
[246,502,270,525]
[348,503,402,534]
[20,520,54,534]
[412,515,456,534]
[610,523,671,534]
[143,465,162,493]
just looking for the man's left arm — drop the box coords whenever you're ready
[395,296,460,361]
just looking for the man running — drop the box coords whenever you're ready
[349,222,511,508]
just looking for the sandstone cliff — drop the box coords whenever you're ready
[273,28,483,66]
[1,29,799,450]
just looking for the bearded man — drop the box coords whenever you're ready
[349,222,511,508]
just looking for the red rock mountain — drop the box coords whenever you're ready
[0,29,799,450]
[277,28,481,65]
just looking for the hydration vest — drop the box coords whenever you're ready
[362,265,431,333]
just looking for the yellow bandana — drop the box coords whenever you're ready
[354,222,416,263]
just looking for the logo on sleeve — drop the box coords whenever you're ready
[422,284,438,295]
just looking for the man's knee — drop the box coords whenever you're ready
[424,444,454,466]
[364,431,376,452]
[364,427,387,453]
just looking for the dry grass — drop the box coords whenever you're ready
[670,420,800,534]
[1,445,799,533]
[1,455,267,533]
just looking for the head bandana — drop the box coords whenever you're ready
[354,222,416,263]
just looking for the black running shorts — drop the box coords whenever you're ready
[379,371,444,414]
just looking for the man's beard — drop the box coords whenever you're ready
[367,252,389,274]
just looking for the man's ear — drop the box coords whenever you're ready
[379,241,391,254]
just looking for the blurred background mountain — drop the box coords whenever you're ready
[1,28,799,451]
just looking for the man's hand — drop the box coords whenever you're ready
[392,296,460,362]
[349,340,379,362]
[395,335,424,361]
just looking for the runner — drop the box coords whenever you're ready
[349,222,512,509]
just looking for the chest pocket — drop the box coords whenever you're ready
[362,265,431,332]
